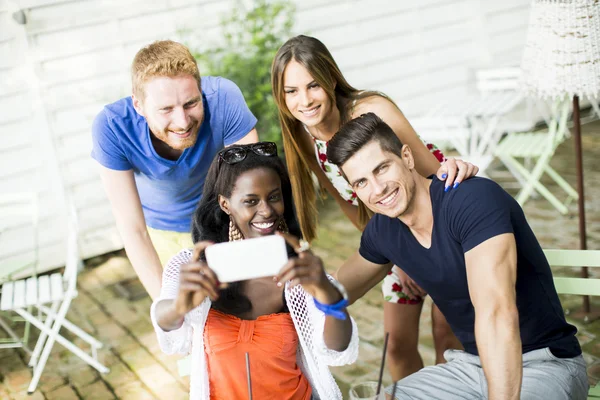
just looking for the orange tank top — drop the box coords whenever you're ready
[204,308,312,400]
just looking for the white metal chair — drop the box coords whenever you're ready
[0,192,38,355]
[494,100,578,214]
[0,204,109,393]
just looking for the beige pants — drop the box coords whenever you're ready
[146,226,194,267]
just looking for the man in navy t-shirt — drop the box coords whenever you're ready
[91,40,257,299]
[326,113,587,399]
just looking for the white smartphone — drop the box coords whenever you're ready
[204,235,289,283]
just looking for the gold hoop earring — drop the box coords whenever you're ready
[228,216,243,241]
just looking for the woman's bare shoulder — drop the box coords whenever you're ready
[351,94,398,119]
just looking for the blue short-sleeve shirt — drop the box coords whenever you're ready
[91,76,257,232]
[359,176,580,358]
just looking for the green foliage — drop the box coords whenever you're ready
[192,0,295,147]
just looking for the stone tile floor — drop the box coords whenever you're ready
[0,120,599,399]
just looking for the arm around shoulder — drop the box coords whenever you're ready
[336,250,392,305]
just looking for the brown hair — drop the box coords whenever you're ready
[271,35,382,240]
[327,112,404,167]
[131,40,201,99]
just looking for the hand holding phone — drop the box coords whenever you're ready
[174,241,221,316]
[204,235,289,283]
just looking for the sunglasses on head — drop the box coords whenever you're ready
[218,142,278,166]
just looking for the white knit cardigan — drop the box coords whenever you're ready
[150,249,359,400]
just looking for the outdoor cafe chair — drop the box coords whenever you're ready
[545,248,600,399]
[0,192,38,356]
[494,99,578,214]
[0,203,109,393]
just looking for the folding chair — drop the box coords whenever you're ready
[544,248,600,399]
[494,100,578,214]
[0,192,38,355]
[0,204,109,393]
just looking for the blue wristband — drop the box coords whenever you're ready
[313,297,349,320]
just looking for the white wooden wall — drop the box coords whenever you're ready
[0,0,531,274]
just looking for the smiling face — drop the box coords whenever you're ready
[341,140,417,219]
[132,74,204,154]
[219,167,285,239]
[282,59,335,128]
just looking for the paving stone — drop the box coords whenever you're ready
[137,331,160,351]
[102,361,138,388]
[417,343,437,366]
[10,390,45,400]
[37,370,67,393]
[113,381,155,400]
[331,359,392,391]
[73,291,103,314]
[78,273,104,292]
[103,300,139,324]
[45,385,79,400]
[135,363,182,396]
[150,384,188,400]
[76,380,115,400]
[94,258,135,286]
[120,348,156,372]
[588,362,600,380]
[357,320,386,345]
[578,331,595,346]
[111,334,141,354]
[124,318,153,339]
[350,302,384,325]
[175,375,191,390]
[4,369,32,393]
[87,309,111,327]
[87,288,120,305]
[69,366,98,391]
[131,298,153,323]
[0,353,26,376]
[96,323,127,346]
[356,340,388,364]
[101,351,121,368]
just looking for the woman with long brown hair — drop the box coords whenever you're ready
[271,35,477,380]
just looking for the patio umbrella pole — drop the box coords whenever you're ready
[572,95,590,315]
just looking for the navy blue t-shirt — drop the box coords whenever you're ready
[359,176,580,357]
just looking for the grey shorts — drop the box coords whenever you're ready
[386,347,588,399]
